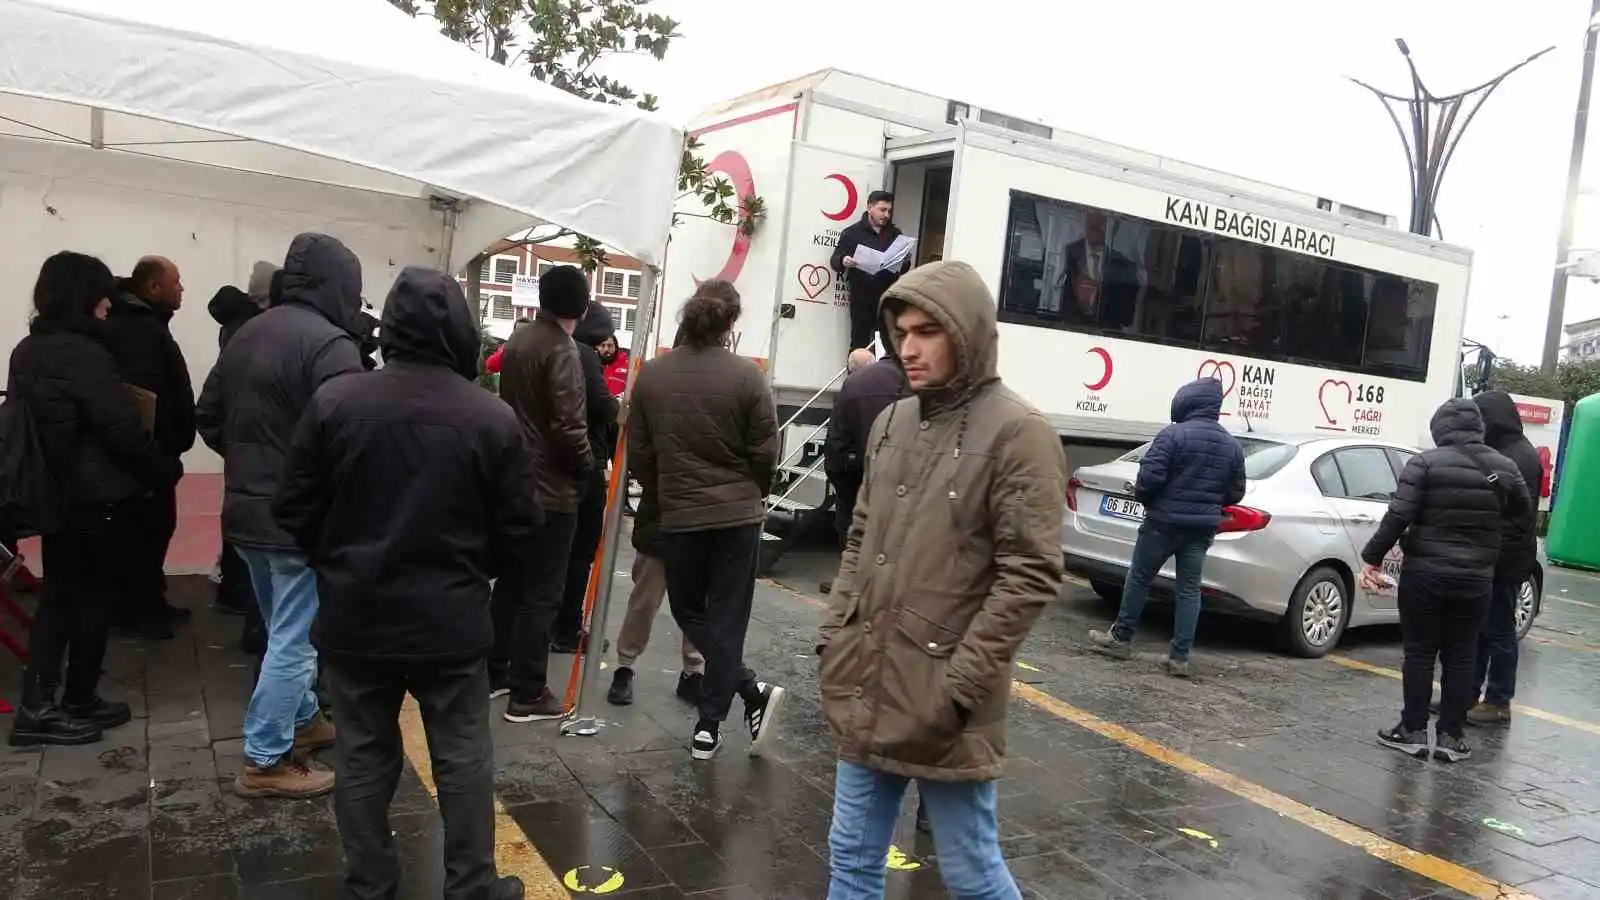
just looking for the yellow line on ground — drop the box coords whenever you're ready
[1012,683,1540,900]
[763,578,1536,899]
[1546,593,1600,610]
[397,697,567,899]
[1325,655,1600,738]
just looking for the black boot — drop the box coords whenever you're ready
[8,675,102,747]
[607,667,634,706]
[60,696,133,730]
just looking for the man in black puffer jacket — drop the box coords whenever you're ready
[1466,391,1544,726]
[1089,377,1245,677]
[196,233,367,799]
[1361,398,1531,763]
[274,267,537,900]
[103,257,195,638]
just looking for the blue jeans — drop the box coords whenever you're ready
[1111,522,1213,661]
[1472,579,1520,706]
[239,548,321,767]
[826,760,1020,900]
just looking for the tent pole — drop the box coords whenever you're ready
[562,264,662,736]
[431,196,460,272]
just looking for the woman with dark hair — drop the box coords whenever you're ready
[627,279,786,759]
[7,251,177,747]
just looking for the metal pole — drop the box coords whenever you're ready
[1542,1,1600,375]
[562,263,662,736]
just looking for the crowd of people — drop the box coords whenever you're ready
[6,220,1543,897]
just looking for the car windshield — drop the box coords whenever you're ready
[1117,438,1297,480]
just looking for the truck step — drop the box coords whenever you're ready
[781,463,827,480]
[766,495,819,513]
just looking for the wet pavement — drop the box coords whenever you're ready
[4,539,1600,899]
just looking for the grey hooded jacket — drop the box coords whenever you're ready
[197,233,366,551]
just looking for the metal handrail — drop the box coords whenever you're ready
[775,337,883,434]
[767,448,830,513]
[767,339,884,513]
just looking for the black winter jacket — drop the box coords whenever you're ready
[1362,399,1532,582]
[6,319,176,515]
[1135,379,1246,529]
[196,233,367,551]
[102,293,196,461]
[573,303,621,465]
[829,215,907,316]
[275,267,542,664]
[823,358,907,481]
[1476,391,1544,583]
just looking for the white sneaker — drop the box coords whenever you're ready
[746,682,786,757]
[691,727,721,760]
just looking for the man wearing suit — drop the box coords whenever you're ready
[1061,212,1138,329]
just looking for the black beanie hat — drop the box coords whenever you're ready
[539,265,590,319]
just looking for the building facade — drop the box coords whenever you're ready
[1564,314,1600,361]
[467,240,646,347]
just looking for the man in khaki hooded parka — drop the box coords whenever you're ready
[817,260,1067,899]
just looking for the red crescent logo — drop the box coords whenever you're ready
[693,150,756,286]
[822,173,858,222]
[1084,347,1113,391]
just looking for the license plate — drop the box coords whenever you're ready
[1100,495,1145,521]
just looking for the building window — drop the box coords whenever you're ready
[477,258,493,282]
[490,256,519,285]
[600,268,641,299]
[996,190,1437,383]
[600,302,637,333]
[535,260,561,279]
[489,294,514,320]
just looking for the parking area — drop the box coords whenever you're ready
[3,542,1600,898]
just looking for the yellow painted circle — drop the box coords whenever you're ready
[562,865,626,894]
[885,844,922,871]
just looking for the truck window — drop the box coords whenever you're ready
[995,190,1438,383]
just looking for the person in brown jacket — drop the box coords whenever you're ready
[628,280,786,760]
[817,260,1067,899]
[489,265,594,723]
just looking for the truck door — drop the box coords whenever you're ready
[771,142,890,391]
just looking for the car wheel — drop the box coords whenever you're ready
[1280,566,1350,659]
[1514,575,1540,641]
[1089,580,1123,603]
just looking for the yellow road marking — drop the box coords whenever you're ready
[762,579,1538,900]
[398,697,567,899]
[1325,655,1600,738]
[564,865,626,893]
[1525,630,1600,653]
[1013,683,1539,900]
[1546,593,1600,610]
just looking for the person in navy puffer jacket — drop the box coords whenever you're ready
[1089,377,1245,676]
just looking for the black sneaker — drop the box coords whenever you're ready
[745,682,786,757]
[550,635,581,655]
[59,696,132,730]
[691,723,722,760]
[488,672,510,700]
[607,667,635,706]
[1377,724,1430,759]
[490,876,525,900]
[1433,731,1473,763]
[503,689,564,723]
[8,704,103,747]
[676,671,704,705]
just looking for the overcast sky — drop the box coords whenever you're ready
[593,0,1598,363]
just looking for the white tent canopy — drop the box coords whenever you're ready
[0,0,682,269]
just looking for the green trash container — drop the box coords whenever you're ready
[1547,392,1600,570]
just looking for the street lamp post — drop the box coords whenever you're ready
[1351,39,1555,239]
[1542,1,1600,375]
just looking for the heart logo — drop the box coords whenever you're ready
[1318,379,1352,426]
[797,264,831,300]
[1196,359,1236,401]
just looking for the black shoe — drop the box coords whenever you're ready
[490,876,525,900]
[691,722,721,760]
[820,580,833,595]
[8,703,103,747]
[1377,724,1429,759]
[607,667,635,706]
[503,689,564,723]
[550,635,581,654]
[489,672,510,700]
[676,671,704,705]
[59,696,132,730]
[744,682,786,757]
[1433,731,1473,763]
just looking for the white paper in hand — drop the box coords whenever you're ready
[851,244,888,276]
[881,235,917,271]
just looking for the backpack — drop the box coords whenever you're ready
[0,392,61,539]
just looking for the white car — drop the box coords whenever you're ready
[1062,433,1542,658]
